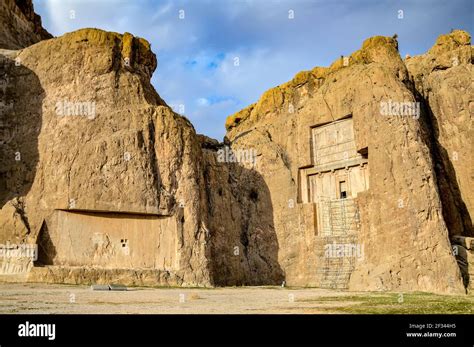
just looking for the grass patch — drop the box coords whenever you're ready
[303,292,474,314]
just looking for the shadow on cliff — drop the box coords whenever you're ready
[0,53,43,226]
[35,220,56,265]
[203,149,285,286]
[418,92,473,237]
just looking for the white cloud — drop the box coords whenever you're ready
[196,98,209,107]
[34,0,474,140]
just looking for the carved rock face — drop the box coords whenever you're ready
[223,32,472,294]
[0,27,212,286]
[0,1,471,293]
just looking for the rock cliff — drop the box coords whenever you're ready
[0,0,52,50]
[0,27,212,286]
[0,2,472,293]
[223,33,472,294]
[405,30,473,238]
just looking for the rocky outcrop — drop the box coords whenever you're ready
[0,0,52,50]
[224,34,470,294]
[0,2,471,293]
[199,135,284,286]
[0,28,211,286]
[405,30,473,238]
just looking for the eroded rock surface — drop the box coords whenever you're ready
[0,0,52,50]
[0,2,471,293]
[0,28,212,286]
[224,34,471,294]
[406,30,473,238]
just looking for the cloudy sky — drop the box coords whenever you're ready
[33,0,473,140]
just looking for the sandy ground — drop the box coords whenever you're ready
[0,283,362,314]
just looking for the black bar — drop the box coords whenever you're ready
[0,314,472,346]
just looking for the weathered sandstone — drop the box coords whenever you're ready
[1,27,212,286]
[405,30,473,238]
[224,34,471,294]
[0,2,472,293]
[0,0,52,50]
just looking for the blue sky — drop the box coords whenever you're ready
[33,0,473,140]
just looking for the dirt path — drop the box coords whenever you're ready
[1,283,472,314]
[0,283,362,314]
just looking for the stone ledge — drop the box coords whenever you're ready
[25,266,184,287]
